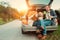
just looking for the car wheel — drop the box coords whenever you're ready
[21,29,26,34]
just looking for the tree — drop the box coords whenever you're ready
[0,1,20,22]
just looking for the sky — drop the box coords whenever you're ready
[0,0,60,11]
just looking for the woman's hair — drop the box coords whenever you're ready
[37,9,46,13]
[38,12,44,17]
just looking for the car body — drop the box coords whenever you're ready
[21,21,58,34]
[55,10,60,25]
[21,0,58,34]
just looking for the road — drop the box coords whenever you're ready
[0,20,38,40]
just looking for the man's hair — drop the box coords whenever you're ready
[45,5,51,8]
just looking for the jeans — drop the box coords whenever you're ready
[33,19,52,35]
[41,19,52,35]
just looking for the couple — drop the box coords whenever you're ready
[33,5,58,40]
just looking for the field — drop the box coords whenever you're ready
[0,18,6,25]
[46,25,60,40]
[0,18,13,25]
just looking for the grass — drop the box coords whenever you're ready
[46,25,60,40]
[0,18,13,25]
[0,18,5,25]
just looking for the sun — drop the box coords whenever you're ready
[20,5,28,11]
[19,0,28,11]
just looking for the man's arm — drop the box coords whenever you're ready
[50,9,57,18]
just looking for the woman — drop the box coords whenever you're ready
[33,11,47,40]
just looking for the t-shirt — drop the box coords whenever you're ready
[44,11,51,20]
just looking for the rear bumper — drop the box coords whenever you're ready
[21,24,58,32]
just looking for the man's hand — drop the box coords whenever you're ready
[49,16,53,18]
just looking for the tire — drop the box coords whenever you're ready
[21,29,25,34]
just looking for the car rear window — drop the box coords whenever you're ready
[29,0,50,5]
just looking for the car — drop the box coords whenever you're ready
[55,10,60,25]
[21,0,58,34]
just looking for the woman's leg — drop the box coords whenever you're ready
[37,20,47,35]
[35,20,47,39]
[40,21,47,40]
[40,20,47,40]
[36,20,45,39]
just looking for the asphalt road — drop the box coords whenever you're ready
[0,20,38,40]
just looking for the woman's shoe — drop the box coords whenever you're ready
[37,34,43,39]
[41,35,47,40]
[36,29,40,33]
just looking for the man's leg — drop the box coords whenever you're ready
[54,19,58,25]
[41,20,53,40]
[44,20,52,26]
[52,18,58,26]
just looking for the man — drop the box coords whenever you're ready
[45,5,58,26]
[33,5,58,40]
[40,5,58,40]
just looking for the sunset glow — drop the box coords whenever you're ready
[15,0,28,11]
[0,0,60,11]
[19,3,28,11]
